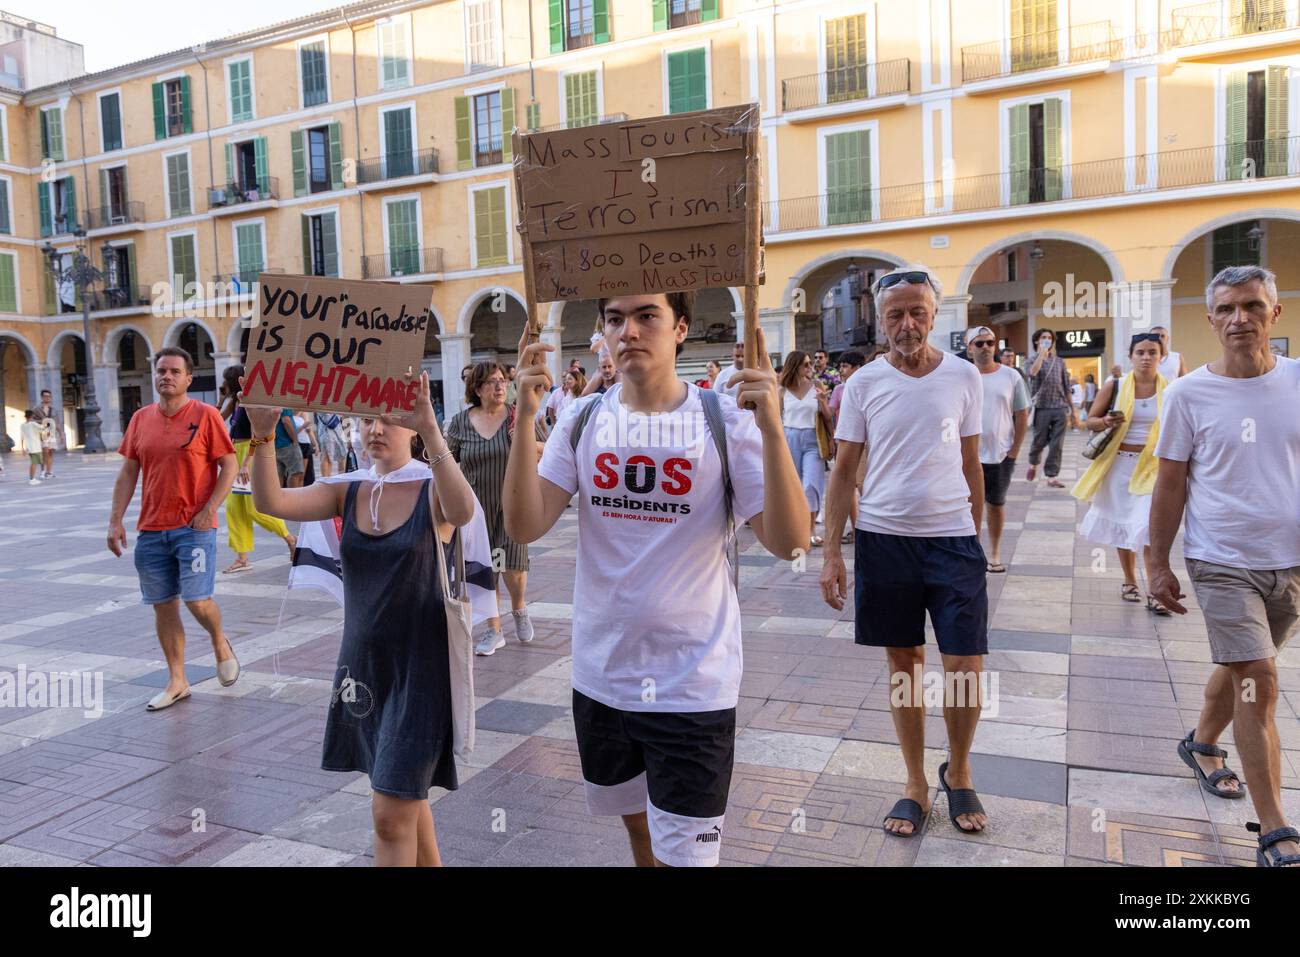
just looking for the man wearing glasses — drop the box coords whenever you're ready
[967,327,1029,574]
[821,267,990,839]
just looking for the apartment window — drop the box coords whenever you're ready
[169,234,198,292]
[1010,0,1059,73]
[379,17,411,90]
[235,222,265,283]
[1227,67,1289,179]
[302,211,339,277]
[227,140,259,193]
[0,179,10,234]
[101,244,136,306]
[166,153,192,217]
[473,186,508,267]
[667,48,708,114]
[1009,98,1063,204]
[825,15,868,104]
[152,76,191,139]
[41,107,65,161]
[308,128,331,193]
[0,252,16,313]
[38,177,78,236]
[383,108,414,177]
[1212,221,1261,274]
[474,92,503,166]
[824,129,872,225]
[100,93,122,152]
[300,40,328,107]
[456,89,515,170]
[567,0,595,49]
[292,124,342,196]
[228,59,254,123]
[671,0,701,30]
[386,199,421,275]
[565,71,599,128]
[466,0,500,71]
[1236,0,1288,34]
[101,166,129,222]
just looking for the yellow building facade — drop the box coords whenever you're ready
[1,0,1297,448]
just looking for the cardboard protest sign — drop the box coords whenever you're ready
[513,104,761,304]
[240,274,435,416]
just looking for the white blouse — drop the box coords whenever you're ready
[782,386,820,430]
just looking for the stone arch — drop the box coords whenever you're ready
[0,330,39,366]
[102,325,155,366]
[783,247,908,310]
[162,317,217,351]
[1159,207,1300,281]
[46,329,85,368]
[957,230,1124,297]
[456,285,528,336]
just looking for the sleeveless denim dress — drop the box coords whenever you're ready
[321,479,458,798]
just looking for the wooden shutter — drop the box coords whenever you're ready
[254,137,269,193]
[686,49,707,111]
[329,122,344,190]
[701,0,719,22]
[301,215,313,274]
[0,181,9,234]
[500,88,515,164]
[63,178,77,232]
[1043,97,1063,200]
[826,130,870,224]
[125,242,136,291]
[152,83,166,140]
[549,0,565,52]
[0,254,15,312]
[100,169,110,216]
[1225,70,1248,180]
[653,0,668,32]
[38,182,51,237]
[1265,65,1290,176]
[1010,103,1031,203]
[225,142,235,188]
[455,96,472,170]
[526,101,541,131]
[179,75,192,134]
[321,213,339,276]
[475,188,507,265]
[291,129,307,196]
[594,0,610,44]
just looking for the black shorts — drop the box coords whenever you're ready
[854,530,989,656]
[981,456,1016,507]
[572,689,735,867]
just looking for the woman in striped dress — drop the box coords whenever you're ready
[445,362,534,656]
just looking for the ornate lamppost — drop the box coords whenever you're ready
[41,229,107,453]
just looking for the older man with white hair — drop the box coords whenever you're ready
[1149,265,1300,867]
[820,266,990,839]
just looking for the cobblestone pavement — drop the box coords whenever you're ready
[0,437,1296,867]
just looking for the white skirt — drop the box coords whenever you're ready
[1079,451,1151,550]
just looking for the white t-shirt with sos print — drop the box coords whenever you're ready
[835,350,983,537]
[538,382,765,713]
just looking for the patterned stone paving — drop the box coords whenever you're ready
[0,435,1297,867]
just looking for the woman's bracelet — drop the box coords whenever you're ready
[428,448,453,469]
[248,433,276,450]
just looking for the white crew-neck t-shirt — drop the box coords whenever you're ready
[834,351,983,537]
[1158,351,1182,380]
[538,382,765,712]
[978,364,1030,464]
[1155,356,1300,569]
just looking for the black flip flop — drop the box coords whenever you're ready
[1247,823,1300,867]
[882,798,927,838]
[986,562,1007,573]
[1177,730,1246,799]
[938,761,986,833]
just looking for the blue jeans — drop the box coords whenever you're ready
[784,427,825,512]
[134,527,217,605]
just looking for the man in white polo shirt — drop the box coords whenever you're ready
[1149,265,1300,868]
[821,266,990,839]
[967,326,1029,574]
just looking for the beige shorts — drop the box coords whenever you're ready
[1185,559,1300,664]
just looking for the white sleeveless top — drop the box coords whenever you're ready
[782,386,820,429]
[1158,352,1181,380]
[1123,394,1158,447]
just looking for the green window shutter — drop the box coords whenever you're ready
[291,130,306,196]
[384,109,414,176]
[593,0,610,43]
[475,187,508,265]
[455,96,472,170]
[1043,97,1063,201]
[653,0,668,32]
[825,130,870,224]
[41,260,55,314]
[100,169,110,213]
[254,137,269,190]
[63,178,77,232]
[566,72,598,127]
[167,154,190,216]
[301,214,313,273]
[387,200,419,274]
[40,110,48,158]
[668,51,687,113]
[1010,102,1031,204]
[669,50,707,113]
[380,21,409,89]
[1265,65,1290,177]
[329,122,344,189]
[100,94,122,151]
[152,83,166,140]
[38,182,52,237]
[321,213,339,276]
[171,235,197,290]
[0,182,9,233]
[179,75,192,134]
[225,143,235,187]
[236,224,264,278]
[500,87,515,163]
[125,243,136,290]
[525,101,541,131]
[0,107,6,161]
[230,61,252,122]
[53,109,65,160]
[701,0,719,22]
[0,254,15,312]
[549,0,564,52]
[1225,70,1248,180]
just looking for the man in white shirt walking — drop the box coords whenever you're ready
[504,291,807,867]
[821,266,990,839]
[1151,325,1188,380]
[1149,265,1300,868]
[967,326,1029,574]
[716,340,746,401]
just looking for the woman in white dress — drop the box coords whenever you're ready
[1072,334,1169,612]
[779,351,833,546]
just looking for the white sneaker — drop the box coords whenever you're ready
[512,609,534,644]
[28,478,41,486]
[474,628,505,656]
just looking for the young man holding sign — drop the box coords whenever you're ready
[503,292,808,867]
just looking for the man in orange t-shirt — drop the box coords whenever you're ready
[107,346,240,712]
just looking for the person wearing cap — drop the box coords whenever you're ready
[967,327,1028,574]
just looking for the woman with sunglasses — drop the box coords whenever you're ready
[1072,333,1170,612]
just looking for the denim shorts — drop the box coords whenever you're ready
[134,526,218,604]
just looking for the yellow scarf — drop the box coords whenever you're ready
[1071,373,1166,502]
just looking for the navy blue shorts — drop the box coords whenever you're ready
[854,530,989,656]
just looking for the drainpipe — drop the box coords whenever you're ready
[192,47,220,286]
[341,6,366,269]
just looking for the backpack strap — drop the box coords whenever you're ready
[699,388,739,593]
[568,395,603,454]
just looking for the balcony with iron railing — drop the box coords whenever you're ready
[962,20,1123,84]
[211,266,286,289]
[208,176,279,213]
[88,283,152,313]
[361,247,444,279]
[782,58,911,113]
[86,202,146,231]
[766,135,1300,234]
[1169,0,1298,46]
[355,148,439,186]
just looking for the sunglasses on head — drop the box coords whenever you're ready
[877,271,936,293]
[1130,333,1161,348]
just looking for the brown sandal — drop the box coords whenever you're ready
[1120,583,1141,602]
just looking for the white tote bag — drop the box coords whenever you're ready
[435,527,476,759]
